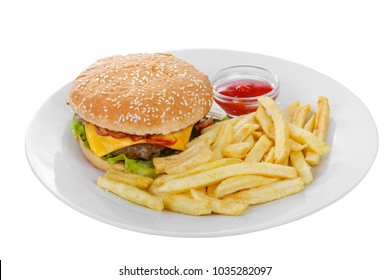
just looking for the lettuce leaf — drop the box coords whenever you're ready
[71,113,89,148]
[106,154,157,178]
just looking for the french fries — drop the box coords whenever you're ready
[94,95,331,217]
[97,176,163,211]
[104,167,153,189]
[233,123,260,142]
[223,178,304,205]
[191,189,248,216]
[305,96,330,165]
[186,126,219,148]
[244,135,273,162]
[289,139,307,152]
[254,102,275,139]
[285,100,300,123]
[157,163,298,194]
[259,97,290,164]
[289,123,331,155]
[292,104,311,128]
[313,96,330,140]
[289,150,313,185]
[153,141,214,174]
[215,175,280,198]
[263,146,275,163]
[223,142,253,159]
[153,158,242,187]
[212,122,234,159]
[150,185,211,215]
[304,113,316,132]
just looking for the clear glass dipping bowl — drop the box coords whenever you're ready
[211,65,280,118]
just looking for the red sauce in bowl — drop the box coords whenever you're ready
[217,79,274,98]
[214,79,275,116]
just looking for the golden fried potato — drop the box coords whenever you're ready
[149,185,211,216]
[289,150,313,185]
[104,167,153,189]
[292,104,312,128]
[190,189,248,216]
[215,175,279,198]
[255,103,275,139]
[284,100,300,123]
[233,123,260,143]
[153,141,214,174]
[304,113,316,132]
[97,176,163,211]
[157,162,298,194]
[289,123,331,155]
[258,97,290,164]
[152,158,243,187]
[223,142,253,159]
[212,122,234,159]
[244,135,274,163]
[305,96,330,165]
[223,177,304,205]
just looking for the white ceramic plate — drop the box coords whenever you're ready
[26,49,378,237]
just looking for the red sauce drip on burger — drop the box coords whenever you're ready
[95,125,177,146]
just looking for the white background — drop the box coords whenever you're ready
[1,0,388,279]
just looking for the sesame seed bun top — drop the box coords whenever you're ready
[68,53,213,135]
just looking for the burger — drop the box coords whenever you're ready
[68,53,213,177]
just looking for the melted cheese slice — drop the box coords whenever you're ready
[85,123,193,157]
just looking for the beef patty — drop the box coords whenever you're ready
[111,143,165,160]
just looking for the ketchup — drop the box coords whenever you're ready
[130,135,177,146]
[217,79,274,98]
[214,79,274,117]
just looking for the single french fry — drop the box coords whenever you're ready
[244,135,274,162]
[252,130,265,140]
[164,195,212,216]
[313,96,330,141]
[243,134,255,149]
[289,150,313,185]
[215,175,280,198]
[190,189,248,216]
[305,150,321,166]
[157,162,298,194]
[255,103,275,139]
[285,100,300,123]
[223,142,253,159]
[288,123,331,155]
[212,122,234,159]
[304,113,316,132]
[289,139,307,152]
[186,127,220,148]
[201,113,251,134]
[233,123,260,143]
[149,184,211,216]
[104,167,153,189]
[233,112,256,132]
[292,104,312,128]
[223,178,304,205]
[263,146,275,163]
[259,97,290,164]
[97,176,163,211]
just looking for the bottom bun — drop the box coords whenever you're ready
[78,137,124,172]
